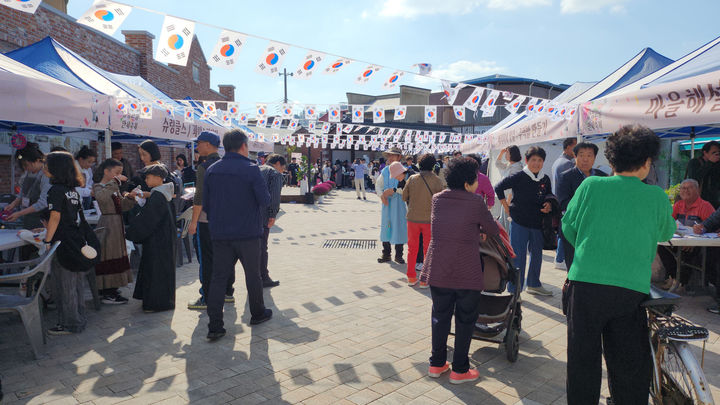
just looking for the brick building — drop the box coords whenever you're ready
[0,1,236,192]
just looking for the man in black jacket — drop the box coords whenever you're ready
[259,154,285,288]
[556,142,607,270]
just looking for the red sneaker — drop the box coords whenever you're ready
[449,368,480,384]
[428,361,450,378]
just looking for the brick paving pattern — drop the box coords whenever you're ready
[1,189,719,404]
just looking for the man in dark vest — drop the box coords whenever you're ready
[188,132,235,310]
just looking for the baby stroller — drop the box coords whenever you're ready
[472,234,523,362]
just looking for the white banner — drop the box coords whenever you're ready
[579,70,720,137]
[77,1,132,35]
[295,52,325,79]
[256,41,288,76]
[156,16,195,67]
[208,30,246,70]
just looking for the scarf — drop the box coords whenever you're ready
[522,165,543,182]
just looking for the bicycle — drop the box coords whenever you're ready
[643,286,715,404]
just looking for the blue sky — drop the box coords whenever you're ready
[67,0,719,113]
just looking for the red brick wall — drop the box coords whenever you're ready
[0,5,139,74]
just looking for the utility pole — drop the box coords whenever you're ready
[279,68,293,103]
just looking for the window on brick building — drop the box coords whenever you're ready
[192,62,200,83]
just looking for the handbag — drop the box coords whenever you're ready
[55,195,101,272]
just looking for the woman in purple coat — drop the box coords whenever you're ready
[422,157,499,384]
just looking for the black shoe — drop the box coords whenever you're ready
[708,305,720,315]
[357,197,361,200]
[394,256,406,264]
[377,255,391,263]
[250,309,273,325]
[363,197,367,200]
[207,328,226,341]
[263,279,280,288]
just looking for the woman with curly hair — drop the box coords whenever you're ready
[562,125,676,403]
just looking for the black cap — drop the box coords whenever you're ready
[144,164,168,179]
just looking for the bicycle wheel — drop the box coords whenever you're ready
[657,341,715,404]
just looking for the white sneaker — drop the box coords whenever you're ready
[554,261,566,270]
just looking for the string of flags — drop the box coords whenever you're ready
[0,0,564,109]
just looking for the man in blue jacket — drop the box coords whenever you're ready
[203,130,272,340]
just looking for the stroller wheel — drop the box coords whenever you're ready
[505,323,520,363]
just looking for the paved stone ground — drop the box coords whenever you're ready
[1,188,719,404]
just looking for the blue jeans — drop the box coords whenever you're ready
[509,222,544,292]
[555,235,565,263]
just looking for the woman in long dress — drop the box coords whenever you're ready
[93,159,136,304]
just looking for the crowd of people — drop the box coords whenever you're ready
[4,124,720,402]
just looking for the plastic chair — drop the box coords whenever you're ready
[0,242,59,359]
[176,208,193,266]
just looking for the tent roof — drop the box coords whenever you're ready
[0,52,71,86]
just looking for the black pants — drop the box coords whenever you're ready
[382,242,404,258]
[260,227,271,282]
[430,287,482,373]
[417,233,424,264]
[199,222,234,299]
[559,226,574,271]
[207,238,265,332]
[566,281,651,405]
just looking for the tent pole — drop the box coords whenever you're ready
[104,129,112,161]
[689,127,696,159]
[191,143,195,169]
[10,152,15,195]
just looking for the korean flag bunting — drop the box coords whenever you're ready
[336,125,342,135]
[203,101,217,117]
[304,105,318,120]
[342,124,354,134]
[324,58,352,75]
[221,111,231,125]
[453,106,465,122]
[281,104,293,119]
[481,105,497,118]
[424,106,437,123]
[438,133,447,143]
[297,134,305,144]
[156,16,195,66]
[226,102,239,118]
[566,105,577,121]
[504,96,526,114]
[256,117,268,128]
[394,105,407,120]
[139,102,152,119]
[77,1,132,36]
[0,0,42,14]
[239,113,248,125]
[463,88,483,112]
[271,134,280,142]
[115,98,128,114]
[382,71,403,89]
[373,107,385,124]
[256,103,268,119]
[356,65,381,84]
[328,105,341,123]
[271,116,282,129]
[352,105,364,123]
[535,100,548,115]
[308,121,317,132]
[441,80,459,105]
[525,98,540,116]
[322,123,331,133]
[256,41,289,77]
[208,30,246,70]
[295,52,325,79]
[480,90,500,115]
[164,105,174,117]
[288,119,299,130]
[413,63,432,76]
[128,100,140,115]
[184,107,194,123]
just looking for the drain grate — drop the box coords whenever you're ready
[322,239,377,249]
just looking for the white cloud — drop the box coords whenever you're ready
[374,0,549,18]
[413,60,503,86]
[560,0,630,13]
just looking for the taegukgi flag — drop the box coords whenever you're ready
[0,0,42,14]
[295,52,325,79]
[256,41,289,77]
[208,30,246,70]
[156,15,195,66]
[77,0,132,35]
